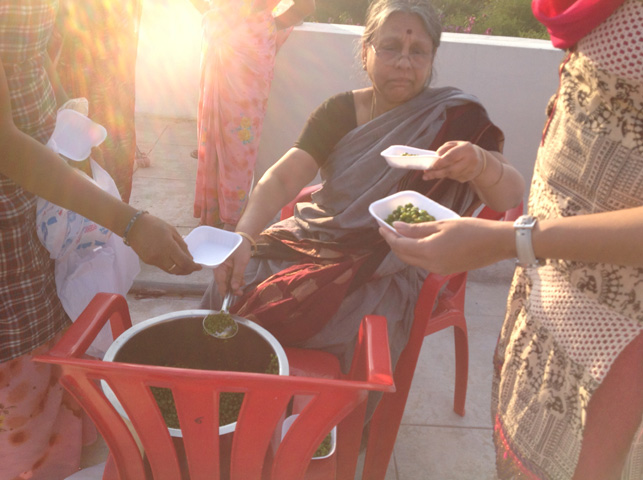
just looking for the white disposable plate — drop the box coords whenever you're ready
[47,109,107,162]
[369,190,460,236]
[184,226,242,268]
[281,414,337,460]
[381,145,439,170]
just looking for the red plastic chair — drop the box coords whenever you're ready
[279,184,322,221]
[361,201,523,479]
[279,185,523,479]
[420,202,524,416]
[281,186,523,416]
[34,293,394,480]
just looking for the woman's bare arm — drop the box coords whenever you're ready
[379,206,643,274]
[215,148,319,294]
[0,60,199,274]
[236,147,318,238]
[532,207,643,267]
[469,150,525,212]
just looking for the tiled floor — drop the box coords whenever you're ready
[76,113,515,479]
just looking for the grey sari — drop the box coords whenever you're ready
[202,86,497,371]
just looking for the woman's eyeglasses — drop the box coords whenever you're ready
[370,43,432,68]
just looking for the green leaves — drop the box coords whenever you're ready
[310,0,548,39]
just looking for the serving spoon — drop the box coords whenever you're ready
[202,292,238,339]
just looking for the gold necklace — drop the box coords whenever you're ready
[370,92,376,121]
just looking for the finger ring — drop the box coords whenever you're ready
[168,263,177,272]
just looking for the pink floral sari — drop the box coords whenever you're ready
[194,2,291,227]
[0,334,96,480]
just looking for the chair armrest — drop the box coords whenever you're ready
[346,315,394,391]
[46,293,132,358]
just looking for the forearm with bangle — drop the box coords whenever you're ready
[473,145,505,189]
[122,209,149,246]
[236,231,257,254]
[50,164,143,244]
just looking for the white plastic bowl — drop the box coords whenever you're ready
[281,414,337,460]
[184,226,242,268]
[369,190,460,236]
[381,145,439,170]
[47,109,107,161]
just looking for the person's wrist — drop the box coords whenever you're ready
[513,215,543,267]
[473,145,488,180]
[236,231,257,254]
[123,210,149,246]
[473,152,505,189]
[501,222,519,260]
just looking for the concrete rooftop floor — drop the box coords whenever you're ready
[75,113,517,480]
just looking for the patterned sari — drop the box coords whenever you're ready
[492,51,643,480]
[0,333,97,480]
[202,87,502,371]
[193,0,291,227]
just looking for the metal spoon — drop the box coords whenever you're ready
[202,292,238,339]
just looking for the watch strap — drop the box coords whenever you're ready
[514,215,539,267]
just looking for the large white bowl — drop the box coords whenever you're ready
[184,226,242,268]
[381,145,439,170]
[281,414,337,460]
[369,190,460,236]
[102,309,289,437]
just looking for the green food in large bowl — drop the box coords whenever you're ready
[102,310,288,437]
[150,353,279,428]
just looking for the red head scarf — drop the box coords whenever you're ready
[532,0,625,48]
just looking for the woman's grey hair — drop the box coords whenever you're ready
[362,0,442,52]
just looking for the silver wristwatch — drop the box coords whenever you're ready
[513,215,540,267]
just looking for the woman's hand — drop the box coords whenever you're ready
[422,141,525,213]
[421,141,482,183]
[126,213,201,275]
[213,237,253,297]
[379,217,514,274]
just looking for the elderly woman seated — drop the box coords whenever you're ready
[201,0,525,373]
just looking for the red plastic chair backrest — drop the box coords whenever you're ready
[279,184,321,221]
[34,294,394,480]
[477,201,524,221]
[392,199,525,393]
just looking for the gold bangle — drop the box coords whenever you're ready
[475,146,488,179]
[473,148,505,189]
[237,231,257,254]
[487,161,505,188]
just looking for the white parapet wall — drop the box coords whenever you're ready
[136,1,564,194]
